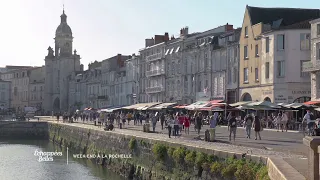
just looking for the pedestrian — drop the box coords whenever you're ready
[253,115,262,140]
[173,115,180,137]
[160,113,165,130]
[152,113,158,132]
[178,113,184,133]
[184,115,190,135]
[276,113,282,132]
[281,112,289,132]
[167,115,174,138]
[195,112,202,135]
[303,110,315,136]
[228,112,237,141]
[244,114,253,139]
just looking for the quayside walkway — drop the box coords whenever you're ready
[35,116,310,179]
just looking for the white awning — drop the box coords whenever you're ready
[175,46,180,53]
[149,102,177,110]
[185,101,209,110]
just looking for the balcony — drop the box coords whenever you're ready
[146,69,165,77]
[146,53,163,62]
[146,86,164,94]
[302,60,320,72]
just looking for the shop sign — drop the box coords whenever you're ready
[292,90,311,95]
[263,91,272,95]
[274,95,287,102]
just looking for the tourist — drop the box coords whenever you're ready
[303,110,315,136]
[228,112,237,141]
[160,112,165,130]
[184,115,190,135]
[178,113,184,133]
[152,113,158,132]
[195,112,202,135]
[167,115,174,138]
[244,114,253,139]
[173,115,180,137]
[253,115,262,140]
[281,112,288,132]
[276,113,282,132]
[127,112,132,125]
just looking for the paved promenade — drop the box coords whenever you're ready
[35,116,309,178]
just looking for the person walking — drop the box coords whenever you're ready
[253,115,262,140]
[281,112,288,132]
[184,115,190,135]
[228,112,237,141]
[173,115,180,137]
[195,112,202,135]
[160,113,165,130]
[276,113,282,132]
[244,114,253,139]
[167,115,174,138]
[152,113,158,132]
[303,110,315,136]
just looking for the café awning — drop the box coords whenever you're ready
[149,102,177,110]
[185,101,209,110]
[122,103,150,110]
[229,101,252,107]
[284,103,311,109]
[173,104,189,109]
[304,101,320,105]
[135,102,162,110]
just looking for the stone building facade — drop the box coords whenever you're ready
[304,18,320,101]
[0,79,11,110]
[239,6,319,102]
[44,9,81,113]
[29,66,45,112]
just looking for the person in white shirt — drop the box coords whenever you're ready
[276,113,282,132]
[303,110,315,136]
[281,112,288,132]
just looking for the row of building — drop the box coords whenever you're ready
[1,5,320,114]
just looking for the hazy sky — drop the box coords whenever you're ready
[0,0,319,69]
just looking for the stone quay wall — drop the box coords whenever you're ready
[0,121,49,140]
[48,122,270,180]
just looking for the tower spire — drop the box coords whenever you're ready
[63,4,65,14]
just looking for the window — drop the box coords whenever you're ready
[277,34,285,50]
[255,68,259,81]
[317,43,320,60]
[244,46,248,59]
[243,68,248,83]
[233,68,237,83]
[245,26,248,37]
[277,61,285,77]
[266,37,269,53]
[317,24,320,35]
[255,44,259,57]
[300,60,310,77]
[234,47,238,59]
[300,33,310,50]
[265,62,270,79]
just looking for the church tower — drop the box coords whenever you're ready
[44,7,81,113]
[55,8,73,57]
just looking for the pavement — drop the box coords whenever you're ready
[35,116,310,178]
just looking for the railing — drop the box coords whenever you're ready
[146,86,164,94]
[302,60,320,72]
[146,69,165,77]
[303,136,320,180]
[146,53,163,62]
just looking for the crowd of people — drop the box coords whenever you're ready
[52,109,320,141]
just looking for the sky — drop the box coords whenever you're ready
[0,0,319,70]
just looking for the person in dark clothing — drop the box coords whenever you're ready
[253,116,262,140]
[195,113,202,135]
[228,112,237,141]
[160,113,165,130]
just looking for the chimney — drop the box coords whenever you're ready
[226,23,234,32]
[171,35,175,40]
[180,28,183,35]
[80,64,84,71]
[184,26,189,35]
[164,32,169,41]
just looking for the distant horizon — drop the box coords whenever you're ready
[0,0,319,69]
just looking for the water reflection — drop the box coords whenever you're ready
[0,140,124,180]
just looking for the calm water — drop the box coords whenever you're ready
[0,140,124,180]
